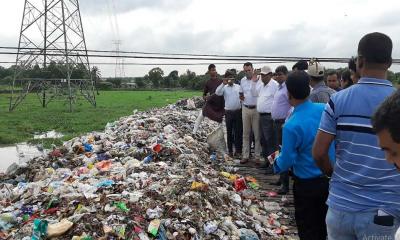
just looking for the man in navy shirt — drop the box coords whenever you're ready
[272,70,334,240]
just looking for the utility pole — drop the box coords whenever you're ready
[9,0,96,112]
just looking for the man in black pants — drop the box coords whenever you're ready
[271,70,335,240]
[216,70,242,157]
[271,65,291,194]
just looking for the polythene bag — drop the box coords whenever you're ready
[207,126,226,154]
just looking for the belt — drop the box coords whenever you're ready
[274,119,285,124]
[244,104,256,109]
[225,109,241,113]
[259,112,271,116]
[293,175,330,183]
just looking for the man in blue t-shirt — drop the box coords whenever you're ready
[272,70,335,240]
[313,32,400,240]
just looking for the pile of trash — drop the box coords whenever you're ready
[0,97,295,240]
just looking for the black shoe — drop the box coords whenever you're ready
[277,187,289,195]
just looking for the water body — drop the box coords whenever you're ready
[0,144,45,173]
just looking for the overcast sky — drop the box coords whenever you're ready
[1,0,400,77]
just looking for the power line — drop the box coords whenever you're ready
[0,61,287,66]
[0,46,369,60]
[1,46,399,64]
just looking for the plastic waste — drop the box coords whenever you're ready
[31,219,48,240]
[190,181,208,192]
[234,178,247,192]
[148,219,161,237]
[96,179,115,188]
[83,143,93,152]
[47,219,74,238]
[204,221,218,235]
[152,144,162,153]
[114,202,129,212]
[95,160,112,171]
[146,206,163,219]
[239,228,260,240]
[143,154,153,164]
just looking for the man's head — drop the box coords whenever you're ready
[372,90,400,170]
[208,64,217,78]
[348,57,360,83]
[260,66,273,85]
[243,62,253,79]
[224,69,236,86]
[292,60,308,71]
[357,32,392,78]
[327,70,340,90]
[286,70,311,106]
[340,69,353,89]
[275,65,288,85]
[308,62,325,87]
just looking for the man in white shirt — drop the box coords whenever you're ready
[251,66,279,169]
[216,70,242,157]
[240,62,262,164]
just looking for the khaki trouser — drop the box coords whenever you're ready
[242,106,261,159]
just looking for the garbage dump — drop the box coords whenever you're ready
[0,97,295,240]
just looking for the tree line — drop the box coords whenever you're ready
[0,63,399,91]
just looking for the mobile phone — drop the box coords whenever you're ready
[373,215,394,226]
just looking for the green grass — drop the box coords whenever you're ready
[0,90,200,145]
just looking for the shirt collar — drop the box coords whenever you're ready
[313,81,327,89]
[357,77,393,87]
[278,82,286,89]
[293,100,311,113]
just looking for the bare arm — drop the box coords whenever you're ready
[312,130,335,176]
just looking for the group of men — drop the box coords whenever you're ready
[194,32,400,240]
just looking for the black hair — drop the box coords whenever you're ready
[372,90,400,143]
[348,57,357,73]
[224,69,235,78]
[327,70,338,76]
[286,70,310,100]
[275,65,289,75]
[358,32,392,65]
[208,64,216,71]
[243,62,253,68]
[292,60,308,71]
[341,69,353,87]
[310,76,324,82]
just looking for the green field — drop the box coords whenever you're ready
[0,90,200,145]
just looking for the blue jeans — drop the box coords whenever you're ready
[326,207,399,240]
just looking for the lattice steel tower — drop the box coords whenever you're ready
[9,0,96,112]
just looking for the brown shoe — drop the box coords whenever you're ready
[240,158,249,164]
[255,159,262,165]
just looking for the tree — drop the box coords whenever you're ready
[179,69,196,88]
[106,78,122,88]
[148,67,164,88]
[236,70,245,83]
[164,70,179,88]
[135,77,146,88]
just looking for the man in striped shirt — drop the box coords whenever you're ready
[313,32,400,239]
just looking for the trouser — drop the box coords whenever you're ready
[326,207,400,240]
[274,119,289,189]
[293,176,329,240]
[193,111,205,133]
[260,113,276,161]
[242,106,261,159]
[225,109,243,154]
